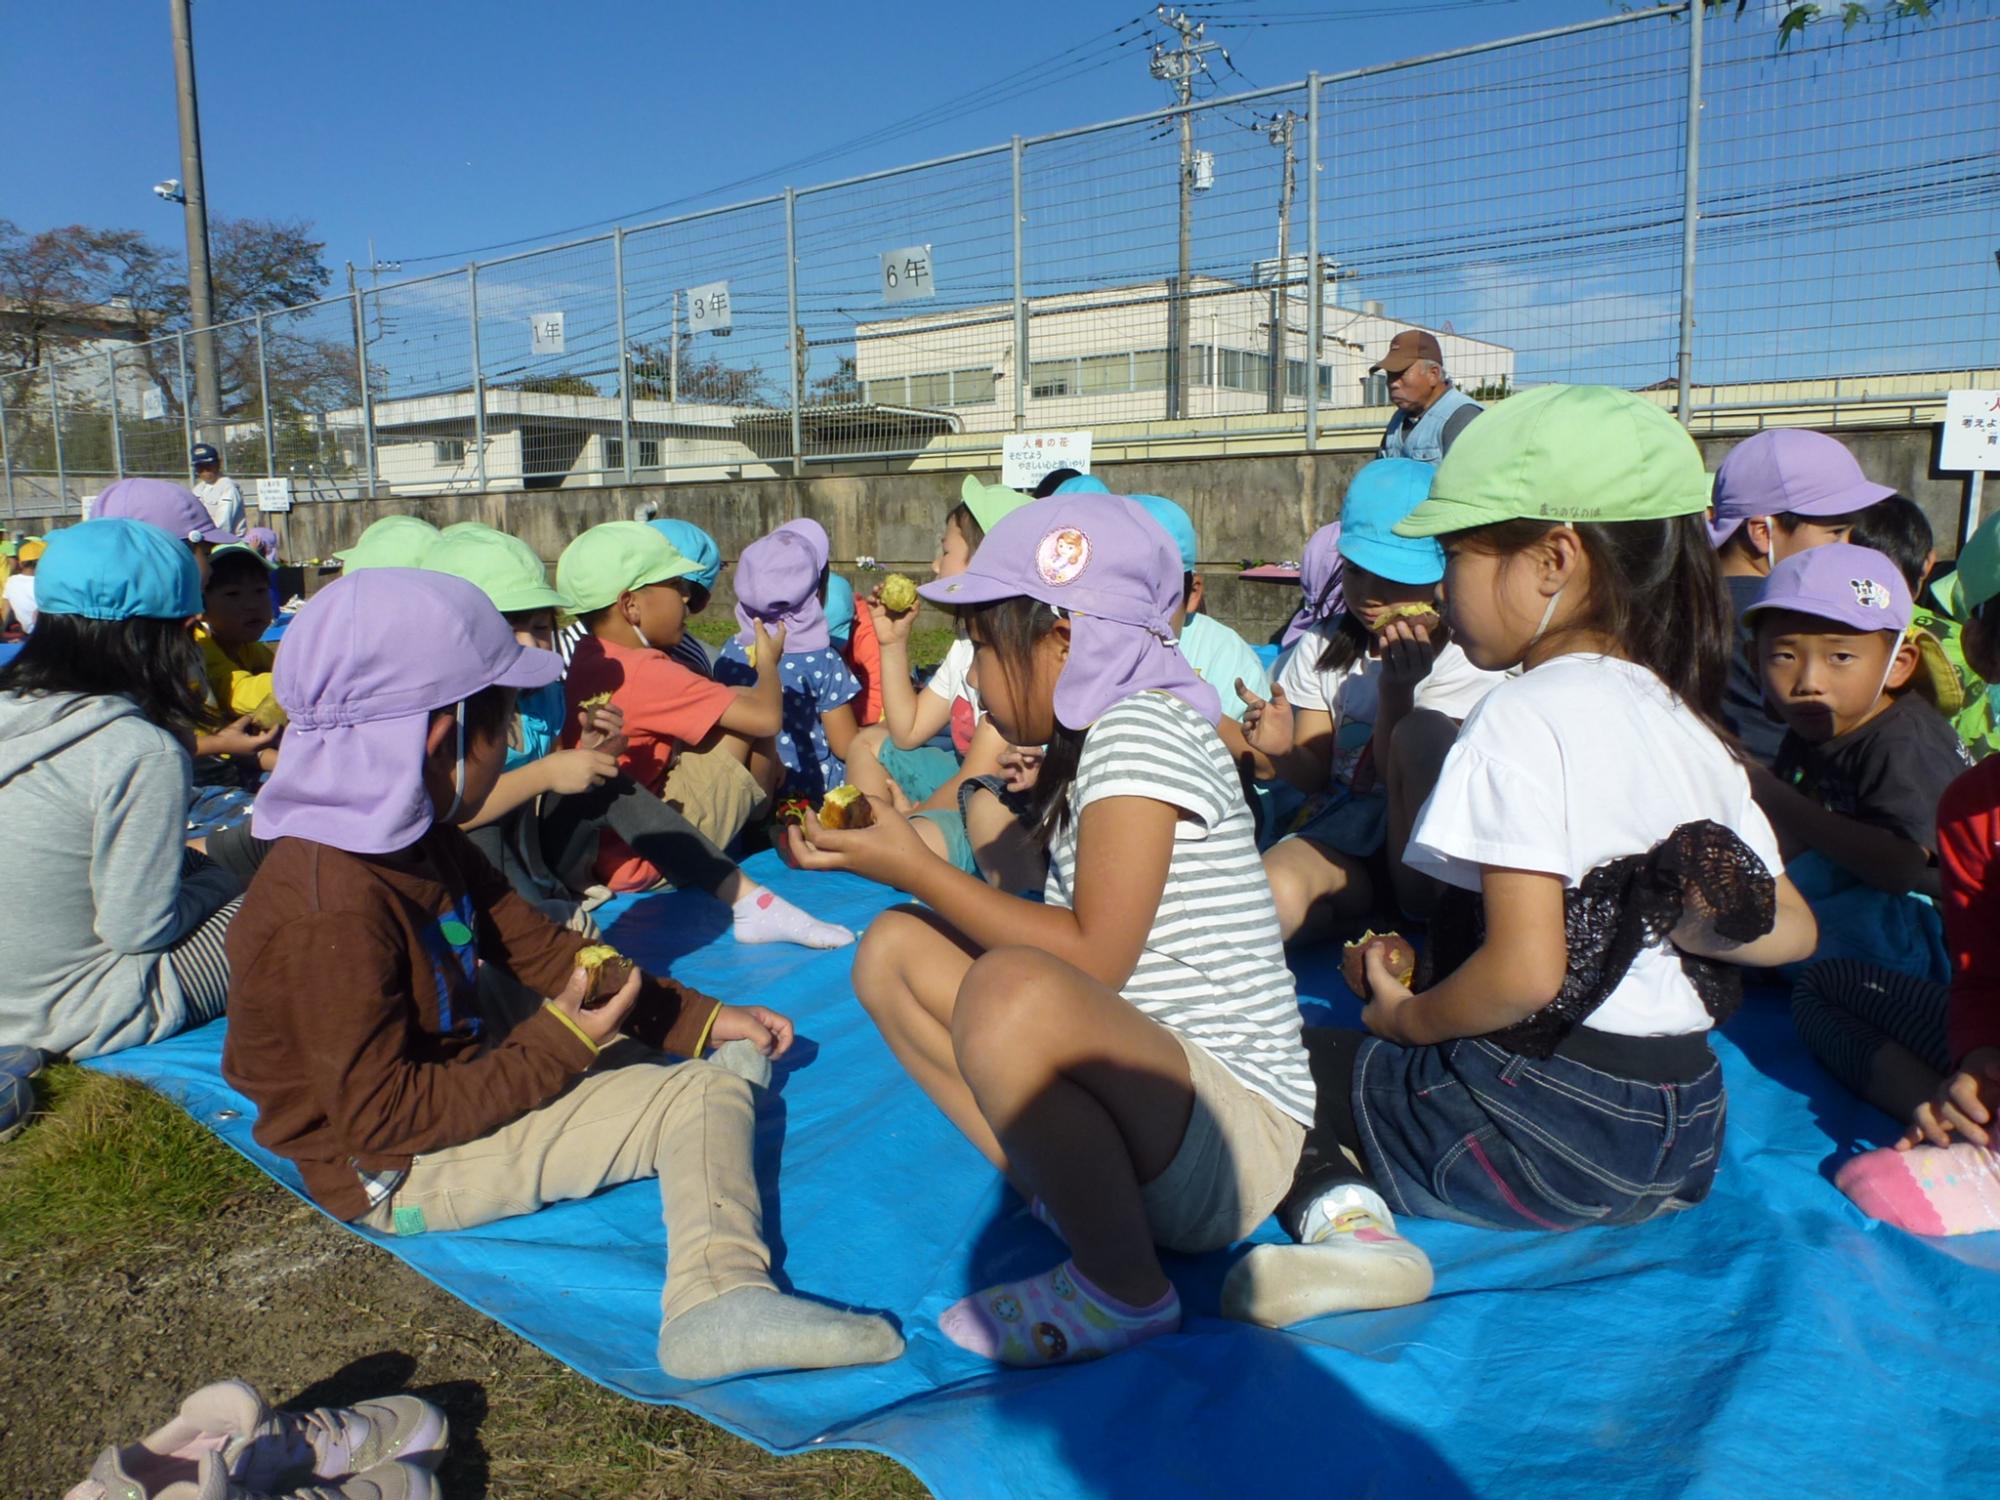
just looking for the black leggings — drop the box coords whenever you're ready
[474,774,741,904]
[1277,1026,1374,1239]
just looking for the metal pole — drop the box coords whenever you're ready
[168,0,223,445]
[352,285,377,494]
[49,363,68,509]
[1173,99,1192,423]
[468,264,487,491]
[1012,135,1028,433]
[785,186,803,477]
[613,227,633,483]
[1306,73,1322,451]
[107,349,126,479]
[1674,0,1704,429]
[177,332,195,477]
[255,311,275,478]
[0,391,16,517]
[669,291,679,404]
[1266,111,1296,416]
[1967,471,1987,550]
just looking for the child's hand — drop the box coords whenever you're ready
[1359,948,1418,1043]
[551,960,640,1048]
[999,745,1044,792]
[752,618,788,670]
[867,589,917,647]
[544,746,619,796]
[1376,617,1443,692]
[200,714,282,760]
[1236,680,1295,758]
[1899,1048,2000,1149]
[710,1003,796,1058]
[580,700,626,753]
[786,797,933,890]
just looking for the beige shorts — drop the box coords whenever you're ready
[1139,1034,1308,1254]
[661,744,766,851]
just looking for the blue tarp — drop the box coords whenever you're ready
[90,853,2000,1499]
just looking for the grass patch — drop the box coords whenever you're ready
[687,617,957,670]
[0,1063,268,1267]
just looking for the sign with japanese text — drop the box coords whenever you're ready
[686,281,732,335]
[141,387,167,422]
[255,477,294,513]
[1941,390,2000,471]
[881,245,936,303]
[1001,430,1093,490]
[530,311,566,357]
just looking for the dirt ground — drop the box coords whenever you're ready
[0,1176,922,1500]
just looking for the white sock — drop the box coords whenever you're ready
[730,887,853,949]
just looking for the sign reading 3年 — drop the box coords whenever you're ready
[687,281,732,335]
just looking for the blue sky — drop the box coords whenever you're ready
[7,0,1620,271]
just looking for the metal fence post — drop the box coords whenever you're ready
[48,362,67,509]
[1305,73,1321,452]
[613,227,634,483]
[107,349,126,479]
[468,264,487,491]
[1675,0,1704,429]
[177,332,195,479]
[256,311,275,478]
[353,288,377,494]
[1012,135,1028,434]
[784,187,804,477]
[0,392,16,517]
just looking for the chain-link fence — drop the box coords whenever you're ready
[6,1,1996,520]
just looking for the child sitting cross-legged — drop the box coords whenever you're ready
[220,568,903,1380]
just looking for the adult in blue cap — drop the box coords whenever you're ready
[190,442,247,538]
[0,520,243,1066]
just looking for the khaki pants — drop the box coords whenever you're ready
[662,744,766,853]
[360,1049,773,1325]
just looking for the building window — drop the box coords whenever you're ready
[433,438,467,464]
[864,376,908,406]
[907,372,952,406]
[1132,349,1169,391]
[1029,358,1074,398]
[602,436,624,469]
[948,368,996,406]
[638,438,661,468]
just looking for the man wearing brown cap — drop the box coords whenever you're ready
[1372,329,1482,462]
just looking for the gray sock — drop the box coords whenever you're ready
[708,1038,773,1090]
[657,1286,904,1381]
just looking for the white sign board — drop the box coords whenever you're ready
[881,245,936,303]
[1001,431,1093,491]
[686,280,732,335]
[1941,390,2000,471]
[530,311,566,357]
[141,387,167,422]
[255,477,294,513]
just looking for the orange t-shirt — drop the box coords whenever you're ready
[563,632,738,891]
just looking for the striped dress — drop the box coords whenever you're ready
[1044,691,1315,1125]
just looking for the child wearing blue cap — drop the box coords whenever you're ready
[1237,459,1505,943]
[0,520,244,1062]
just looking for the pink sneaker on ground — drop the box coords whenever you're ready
[67,1447,440,1499]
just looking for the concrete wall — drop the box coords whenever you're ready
[266,422,1978,648]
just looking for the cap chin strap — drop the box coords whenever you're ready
[1524,587,1565,652]
[441,700,468,824]
[1868,630,1907,712]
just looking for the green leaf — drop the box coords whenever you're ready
[1842,2,1868,30]
[1778,4,1821,46]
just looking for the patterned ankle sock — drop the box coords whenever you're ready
[1836,1142,2000,1236]
[939,1259,1180,1367]
[730,888,853,949]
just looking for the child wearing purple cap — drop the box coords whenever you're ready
[221,569,903,1380]
[792,491,1330,1368]
[714,519,863,800]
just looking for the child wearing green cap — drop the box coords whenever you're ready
[1227,387,1819,1329]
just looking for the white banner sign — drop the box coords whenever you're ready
[1000,431,1093,491]
[255,477,294,513]
[1941,389,2000,471]
[530,310,566,356]
[881,245,936,303]
[686,280,732,335]
[141,387,167,421]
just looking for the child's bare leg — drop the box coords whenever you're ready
[851,907,1002,1167]
[1263,837,1373,944]
[844,725,894,799]
[1386,709,1458,918]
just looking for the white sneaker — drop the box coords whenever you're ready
[1221,1184,1435,1328]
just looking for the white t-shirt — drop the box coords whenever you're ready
[923,636,983,723]
[4,574,36,632]
[1045,691,1315,1124]
[1405,654,1783,1038]
[192,477,246,536]
[1276,628,1503,786]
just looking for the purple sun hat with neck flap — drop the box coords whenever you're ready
[918,491,1221,729]
[252,569,562,855]
[1282,522,1346,648]
[733,518,831,653]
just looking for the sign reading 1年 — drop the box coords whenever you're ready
[881,245,936,304]
[1001,431,1092,491]
[530,311,566,357]
[686,281,732,335]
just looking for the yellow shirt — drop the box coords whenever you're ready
[197,626,282,724]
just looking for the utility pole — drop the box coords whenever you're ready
[1151,7,1217,422]
[169,0,223,447]
[1265,109,1298,416]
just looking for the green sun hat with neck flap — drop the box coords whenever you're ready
[334,514,441,571]
[425,523,573,614]
[557,520,699,613]
[1394,384,1710,538]
[959,474,1036,536]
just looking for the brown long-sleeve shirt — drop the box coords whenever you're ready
[221,827,719,1219]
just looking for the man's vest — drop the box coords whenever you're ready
[1380,384,1482,462]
